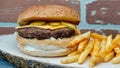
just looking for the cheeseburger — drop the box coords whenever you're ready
[16,5,80,57]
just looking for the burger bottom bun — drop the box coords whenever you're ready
[16,35,77,57]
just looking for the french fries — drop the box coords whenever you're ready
[78,40,94,64]
[68,31,91,48]
[98,35,113,60]
[118,41,120,47]
[90,39,101,67]
[90,55,100,67]
[68,51,80,57]
[112,54,120,64]
[91,33,107,41]
[98,39,106,55]
[91,39,101,56]
[99,35,120,59]
[78,40,88,53]
[103,51,114,62]
[114,46,120,54]
[61,54,79,64]
[105,35,112,48]
[112,34,120,46]
[61,31,120,67]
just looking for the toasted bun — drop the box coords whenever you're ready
[16,35,77,57]
[17,5,80,25]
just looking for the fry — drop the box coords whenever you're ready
[118,41,120,47]
[90,39,101,67]
[114,46,120,54]
[78,40,94,64]
[61,32,120,67]
[68,51,80,57]
[99,35,113,61]
[91,33,107,41]
[105,35,112,48]
[98,39,106,55]
[78,40,88,53]
[112,35,120,45]
[90,55,100,67]
[99,35,120,59]
[112,54,120,64]
[90,55,96,67]
[68,31,91,48]
[61,55,79,64]
[92,39,101,56]
[104,51,114,62]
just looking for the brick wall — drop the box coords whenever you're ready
[78,0,120,38]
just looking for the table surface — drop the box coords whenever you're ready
[0,23,17,68]
[0,58,16,68]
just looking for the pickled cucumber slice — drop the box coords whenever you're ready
[19,21,29,26]
[30,21,45,26]
[49,22,61,26]
[61,22,76,29]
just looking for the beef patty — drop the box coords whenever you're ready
[17,27,75,40]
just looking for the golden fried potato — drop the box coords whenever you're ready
[78,40,94,64]
[61,32,120,67]
[104,51,114,62]
[68,31,91,48]
[114,46,120,54]
[90,55,100,67]
[98,39,106,55]
[61,54,79,64]
[91,33,107,41]
[118,41,120,47]
[68,51,80,57]
[99,35,120,59]
[90,39,101,67]
[92,39,101,56]
[78,40,88,53]
[105,35,112,48]
[112,54,120,64]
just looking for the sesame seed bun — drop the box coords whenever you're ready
[17,5,80,25]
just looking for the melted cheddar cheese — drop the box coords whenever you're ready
[16,25,67,30]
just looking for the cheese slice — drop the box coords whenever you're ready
[16,25,67,30]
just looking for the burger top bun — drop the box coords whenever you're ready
[17,5,80,26]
